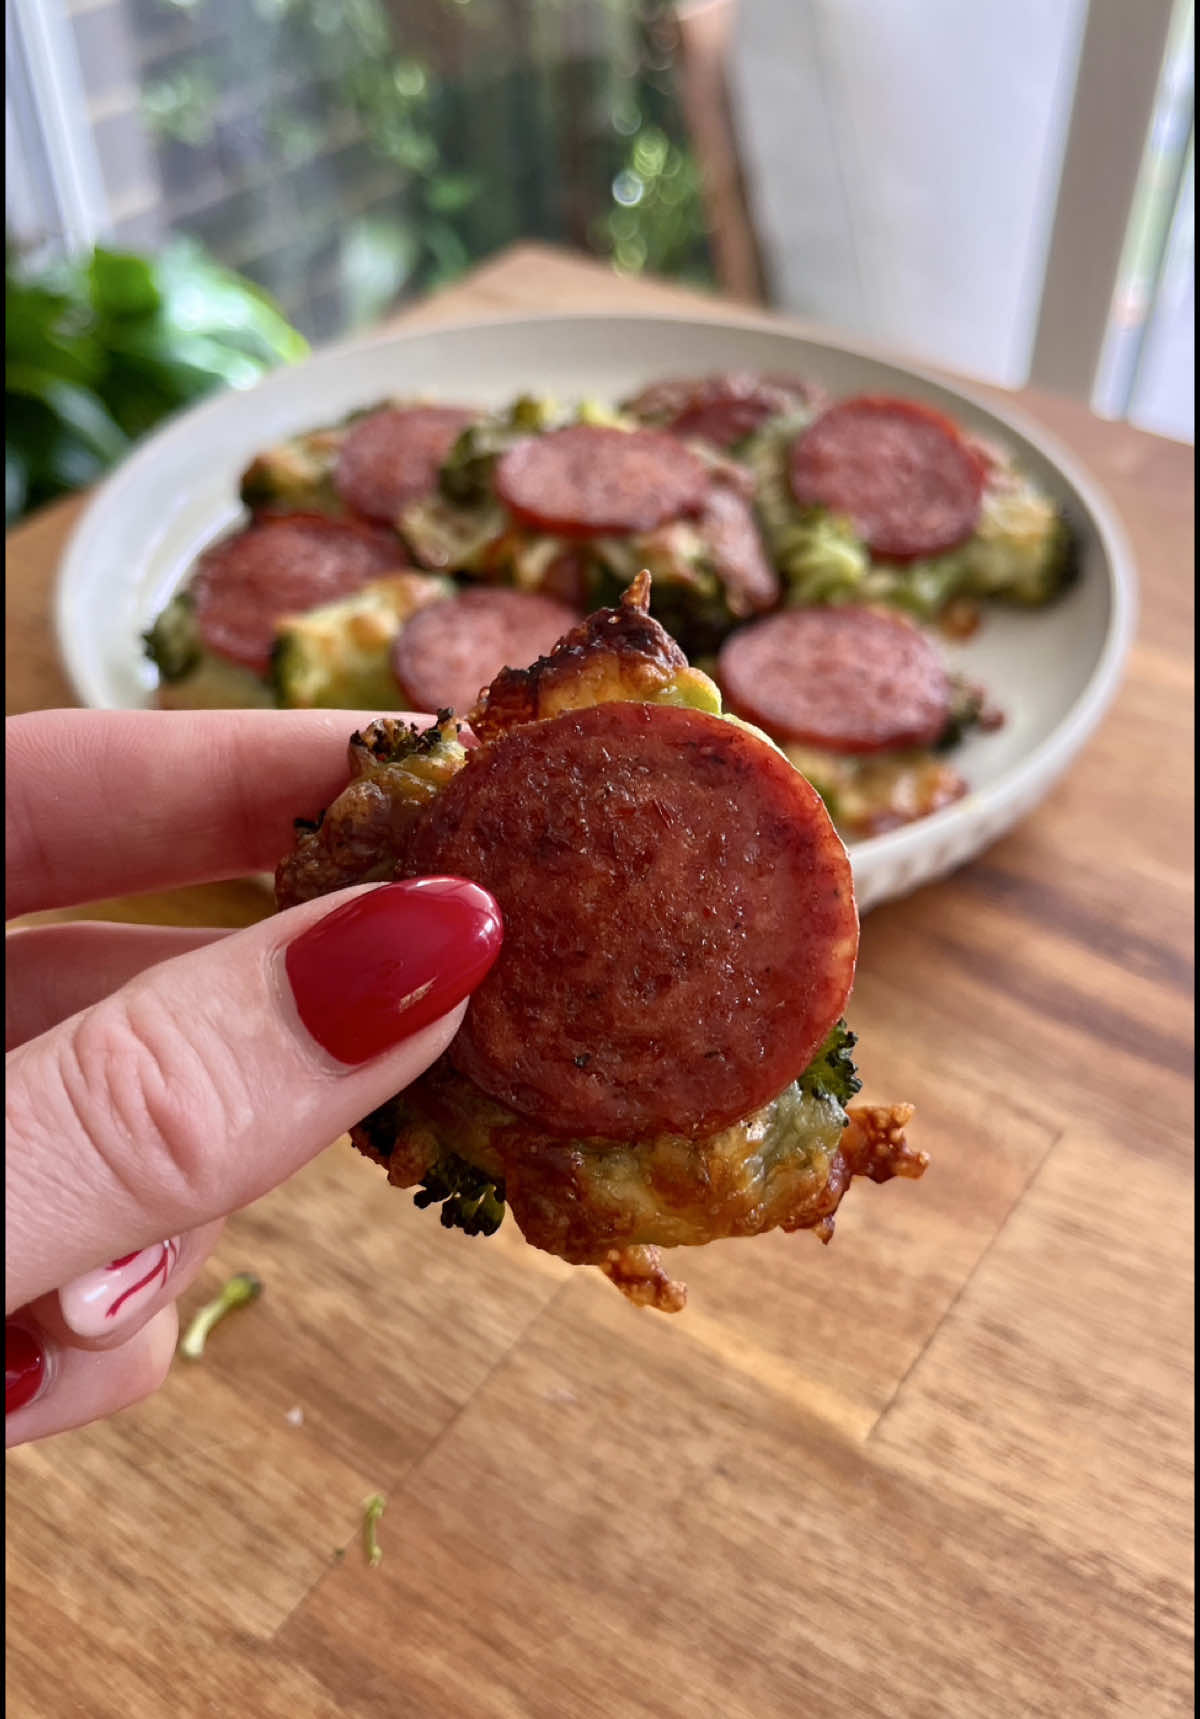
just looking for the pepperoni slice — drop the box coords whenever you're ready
[405,700,858,1139]
[789,395,984,561]
[493,425,709,538]
[626,372,819,448]
[717,606,952,754]
[334,405,478,524]
[392,588,582,717]
[699,482,780,616]
[190,513,405,675]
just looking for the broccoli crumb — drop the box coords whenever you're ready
[179,1272,263,1361]
[363,1494,387,1568]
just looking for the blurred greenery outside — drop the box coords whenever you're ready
[6,0,715,525]
[5,241,308,525]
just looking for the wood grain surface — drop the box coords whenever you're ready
[5,245,1194,1719]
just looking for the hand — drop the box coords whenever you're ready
[5,709,502,1448]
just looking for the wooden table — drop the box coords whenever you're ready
[6,245,1194,1719]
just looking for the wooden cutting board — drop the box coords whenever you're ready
[5,244,1194,1719]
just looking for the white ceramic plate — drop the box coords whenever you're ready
[55,311,1136,912]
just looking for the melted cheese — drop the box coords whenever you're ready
[784,743,968,838]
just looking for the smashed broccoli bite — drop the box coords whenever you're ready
[746,412,1074,619]
[276,577,925,1310]
[437,395,561,507]
[145,593,273,709]
[270,572,452,709]
[238,404,379,514]
[353,1037,861,1259]
[339,671,867,1260]
[403,398,775,654]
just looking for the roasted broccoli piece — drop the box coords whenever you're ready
[963,482,1076,605]
[240,441,335,514]
[936,675,1002,751]
[438,394,559,506]
[143,591,201,682]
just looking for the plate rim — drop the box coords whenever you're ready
[54,307,1138,893]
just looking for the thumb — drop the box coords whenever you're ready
[5,878,502,1313]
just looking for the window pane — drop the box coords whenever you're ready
[1091,0,1193,429]
[1126,132,1194,441]
[70,0,714,341]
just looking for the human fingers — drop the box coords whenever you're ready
[6,876,502,1313]
[26,1220,225,1354]
[5,707,433,918]
[6,1305,178,1448]
[6,924,231,1049]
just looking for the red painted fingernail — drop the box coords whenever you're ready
[285,877,503,1065]
[6,1323,46,1416]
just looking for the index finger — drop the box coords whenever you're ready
[5,708,418,918]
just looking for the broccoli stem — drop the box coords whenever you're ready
[179,1272,263,1361]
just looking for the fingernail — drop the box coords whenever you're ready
[6,1322,47,1416]
[285,876,503,1065]
[59,1238,181,1338]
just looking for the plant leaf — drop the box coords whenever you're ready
[104,322,275,394]
[422,220,470,286]
[88,248,162,318]
[155,241,309,363]
[6,447,29,526]
[424,173,480,215]
[5,280,103,387]
[5,365,129,462]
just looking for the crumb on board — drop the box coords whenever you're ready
[179,1272,264,1361]
[363,1494,387,1568]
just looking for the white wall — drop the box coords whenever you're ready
[731,0,1088,387]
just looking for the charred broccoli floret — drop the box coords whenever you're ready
[413,1152,507,1236]
[797,1020,862,1108]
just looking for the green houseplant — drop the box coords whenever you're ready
[6,238,307,526]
